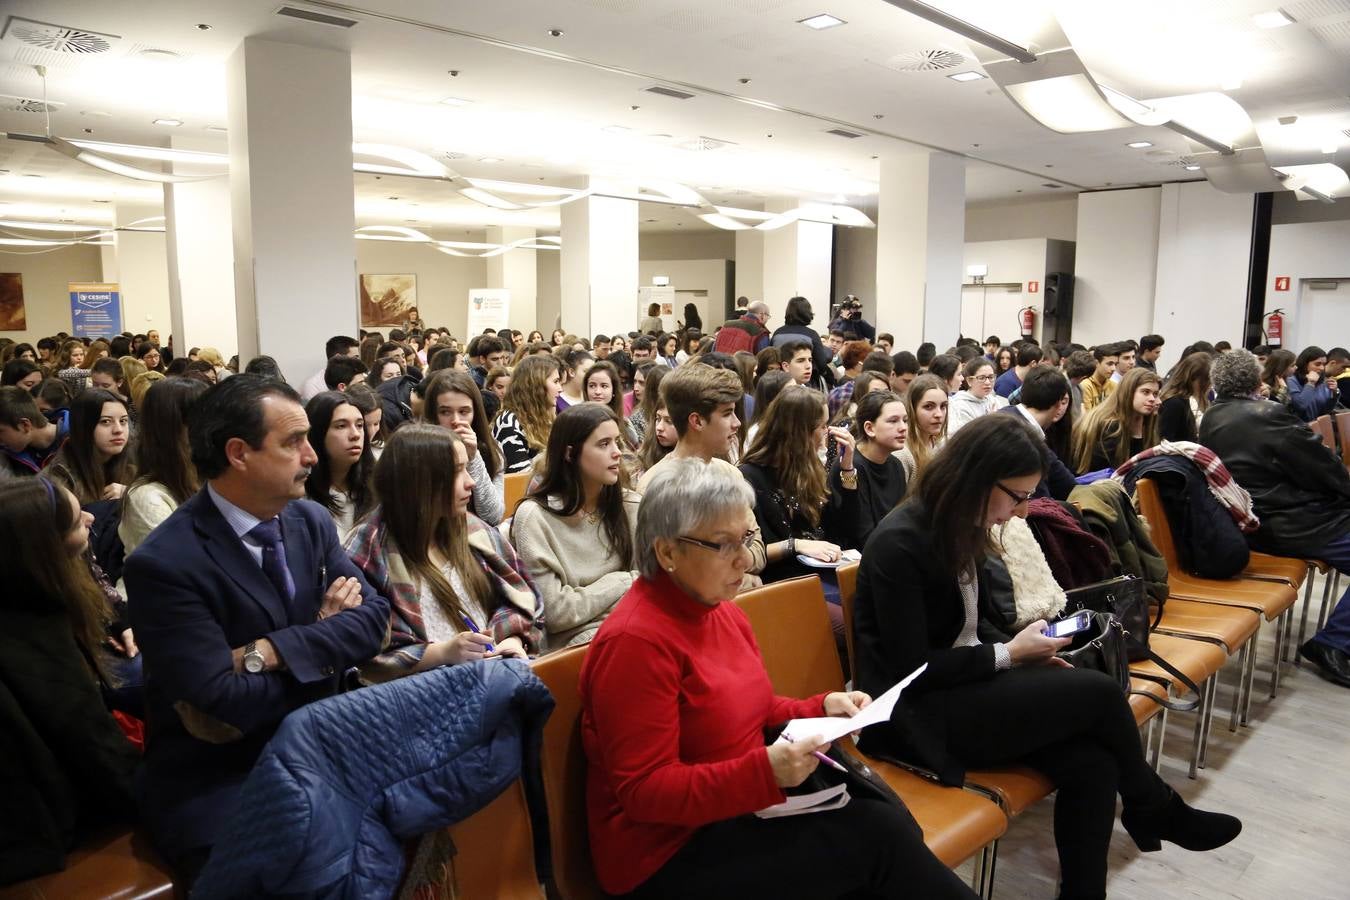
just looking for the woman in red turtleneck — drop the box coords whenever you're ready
[579,457,976,899]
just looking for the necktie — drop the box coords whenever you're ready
[247,518,296,603]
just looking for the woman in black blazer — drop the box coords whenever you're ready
[852,415,1240,900]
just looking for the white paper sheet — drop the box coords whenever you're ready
[778,663,928,745]
[755,783,850,818]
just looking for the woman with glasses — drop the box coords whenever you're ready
[947,357,1007,434]
[579,456,975,900]
[852,415,1240,900]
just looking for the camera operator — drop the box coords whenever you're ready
[828,295,875,344]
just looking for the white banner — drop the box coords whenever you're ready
[467,288,511,337]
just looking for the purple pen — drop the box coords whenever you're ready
[783,733,848,773]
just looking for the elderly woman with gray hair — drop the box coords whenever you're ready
[577,456,976,899]
[1200,349,1350,688]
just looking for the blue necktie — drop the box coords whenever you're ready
[247,518,295,603]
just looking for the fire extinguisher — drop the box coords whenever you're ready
[1265,309,1284,348]
[1018,305,1037,339]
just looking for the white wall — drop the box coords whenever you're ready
[735,229,764,305]
[1266,219,1350,349]
[1073,188,1161,347]
[639,230,735,260]
[1152,182,1254,371]
[355,238,487,337]
[0,245,105,343]
[962,239,1047,344]
[966,196,1078,242]
[637,259,728,334]
[536,248,561,334]
[834,204,878,319]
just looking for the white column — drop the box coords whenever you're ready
[559,182,638,337]
[875,153,966,352]
[164,137,238,359]
[760,198,832,320]
[110,202,172,338]
[485,226,538,335]
[227,37,356,380]
[1073,188,1160,349]
[734,228,764,306]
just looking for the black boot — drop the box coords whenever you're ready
[1120,787,1242,852]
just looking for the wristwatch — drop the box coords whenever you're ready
[243,641,266,674]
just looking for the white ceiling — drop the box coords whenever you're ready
[1,0,1348,233]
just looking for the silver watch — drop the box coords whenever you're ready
[243,641,266,674]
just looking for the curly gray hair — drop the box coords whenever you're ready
[635,457,755,578]
[1210,348,1261,400]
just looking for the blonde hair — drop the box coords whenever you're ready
[904,374,949,476]
[130,370,165,407]
[1072,367,1161,472]
[496,354,558,452]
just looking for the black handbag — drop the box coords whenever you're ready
[1058,611,1200,713]
[1063,574,1158,661]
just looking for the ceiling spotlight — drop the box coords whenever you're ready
[1126,141,1153,148]
[195,23,212,31]
[947,71,986,83]
[1251,9,1294,28]
[798,14,846,30]
[546,28,564,37]
[153,118,183,126]
[439,97,471,106]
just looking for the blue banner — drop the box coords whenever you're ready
[69,282,122,340]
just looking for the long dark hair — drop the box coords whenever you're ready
[743,387,829,528]
[517,403,634,567]
[130,377,207,504]
[422,370,501,479]
[583,360,626,420]
[910,414,1048,578]
[1294,345,1326,383]
[304,391,375,521]
[50,388,135,505]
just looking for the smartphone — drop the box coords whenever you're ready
[1044,610,1093,639]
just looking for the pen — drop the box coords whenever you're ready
[462,616,495,654]
[782,733,848,773]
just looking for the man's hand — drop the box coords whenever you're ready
[231,638,281,673]
[318,576,363,620]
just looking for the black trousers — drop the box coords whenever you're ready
[620,795,978,900]
[916,666,1170,898]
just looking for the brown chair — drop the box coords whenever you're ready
[1150,598,1261,734]
[1135,478,1298,708]
[1129,677,1171,769]
[1338,410,1350,467]
[736,576,1008,896]
[1312,415,1335,451]
[531,645,605,900]
[503,471,531,518]
[443,779,545,899]
[836,561,1055,820]
[0,828,173,900]
[1128,632,1228,778]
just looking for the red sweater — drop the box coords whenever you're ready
[579,573,826,894]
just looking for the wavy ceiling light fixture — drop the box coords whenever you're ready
[354,224,562,257]
[0,214,165,247]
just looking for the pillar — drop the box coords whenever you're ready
[760,198,832,320]
[485,225,538,335]
[875,153,966,353]
[734,228,764,308]
[227,37,356,381]
[108,201,171,338]
[164,137,238,359]
[559,181,638,337]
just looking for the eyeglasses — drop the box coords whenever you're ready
[995,482,1036,505]
[971,374,996,383]
[678,530,756,560]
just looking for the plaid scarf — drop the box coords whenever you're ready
[344,509,544,682]
[1112,440,1260,534]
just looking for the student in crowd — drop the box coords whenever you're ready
[345,424,541,681]
[0,477,140,881]
[303,391,376,537]
[423,370,506,524]
[1138,334,1166,371]
[995,343,1043,399]
[322,354,369,392]
[636,364,740,496]
[770,296,835,389]
[55,340,90,393]
[470,335,511,389]
[639,302,664,335]
[124,375,391,886]
[1,358,43,392]
[994,346,1015,376]
[629,334,655,363]
[343,382,387,460]
[556,348,595,411]
[493,354,563,474]
[89,357,134,415]
[1110,341,1138,383]
[1080,343,1120,411]
[928,353,963,395]
[984,335,1002,361]
[889,349,921,395]
[579,458,973,900]
[1157,352,1213,442]
[634,403,677,478]
[949,356,1009,433]
[1260,349,1296,403]
[550,329,566,348]
[713,300,772,355]
[838,388,909,550]
[875,332,894,355]
[511,404,640,649]
[135,341,163,373]
[243,355,287,383]
[1200,350,1350,687]
[427,347,467,374]
[1286,345,1339,422]
[830,371,890,430]
[824,341,874,415]
[654,332,680,368]
[1330,347,1350,389]
[1072,367,1161,473]
[896,373,949,483]
[584,360,638,447]
[119,377,207,555]
[44,388,133,506]
[853,415,1240,900]
[591,334,612,360]
[485,366,511,401]
[1064,349,1097,417]
[625,360,660,432]
[368,355,404,388]
[1000,366,1077,501]
[301,336,361,402]
[778,338,817,388]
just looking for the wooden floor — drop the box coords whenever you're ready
[957,568,1349,900]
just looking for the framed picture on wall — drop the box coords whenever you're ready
[0,273,25,331]
[359,273,417,328]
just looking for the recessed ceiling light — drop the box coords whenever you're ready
[1185,165,1202,171]
[947,71,986,83]
[1127,140,1153,148]
[1252,9,1294,28]
[478,157,502,163]
[196,23,212,30]
[798,14,846,30]
[546,28,564,37]
[439,97,471,106]
[153,118,183,126]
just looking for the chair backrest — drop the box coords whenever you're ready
[733,575,845,698]
[504,471,531,517]
[1337,411,1350,466]
[837,561,860,685]
[443,779,543,900]
[1134,478,1182,571]
[1313,415,1335,451]
[531,645,604,900]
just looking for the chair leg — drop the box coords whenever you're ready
[1229,642,1249,732]
[1152,705,1168,771]
[984,839,998,900]
[1188,677,1211,780]
[1241,636,1258,727]
[1285,576,1310,662]
[1270,610,1288,699]
[1318,572,1340,632]
[1296,570,1317,665]
[1197,677,1217,770]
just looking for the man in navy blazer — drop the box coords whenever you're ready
[125,375,390,885]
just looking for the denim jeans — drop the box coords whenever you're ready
[1312,532,1350,654]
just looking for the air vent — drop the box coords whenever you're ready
[888,49,967,72]
[1308,280,1340,290]
[1343,128,1350,138]
[826,128,863,139]
[274,6,360,28]
[0,94,66,113]
[677,136,734,152]
[3,18,119,53]
[644,85,696,100]
[1041,183,1063,189]
[442,151,467,160]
